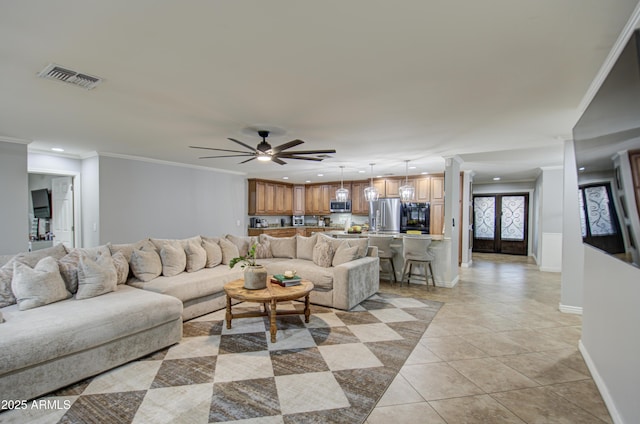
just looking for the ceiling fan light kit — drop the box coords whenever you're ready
[335,165,349,201]
[190,129,336,166]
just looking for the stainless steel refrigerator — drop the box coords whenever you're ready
[369,198,401,233]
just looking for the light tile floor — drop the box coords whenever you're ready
[367,253,612,424]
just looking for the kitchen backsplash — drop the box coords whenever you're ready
[248,213,368,227]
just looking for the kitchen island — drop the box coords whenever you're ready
[325,231,449,286]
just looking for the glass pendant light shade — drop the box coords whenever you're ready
[335,166,349,201]
[399,160,415,202]
[364,163,380,202]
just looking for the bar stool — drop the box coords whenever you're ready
[401,236,436,287]
[368,235,397,284]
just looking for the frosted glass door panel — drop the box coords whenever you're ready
[500,196,525,241]
[584,186,616,236]
[474,197,495,239]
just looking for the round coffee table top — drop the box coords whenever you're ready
[224,278,314,302]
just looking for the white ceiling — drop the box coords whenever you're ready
[1,1,638,183]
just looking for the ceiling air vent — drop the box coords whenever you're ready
[37,63,102,90]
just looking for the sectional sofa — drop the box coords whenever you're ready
[0,233,379,402]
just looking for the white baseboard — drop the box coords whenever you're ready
[579,341,622,424]
[460,260,472,268]
[539,266,561,273]
[438,275,459,288]
[558,303,583,315]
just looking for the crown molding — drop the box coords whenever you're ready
[0,136,30,145]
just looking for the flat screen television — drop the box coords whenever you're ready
[31,188,51,219]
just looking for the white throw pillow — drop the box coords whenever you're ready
[202,239,222,268]
[184,241,207,272]
[160,243,187,277]
[332,242,359,266]
[219,238,240,265]
[12,257,71,311]
[76,254,118,300]
[130,249,162,282]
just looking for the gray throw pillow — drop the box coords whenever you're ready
[108,239,154,262]
[346,238,369,259]
[312,240,334,268]
[219,238,240,265]
[12,257,71,311]
[57,246,111,294]
[76,254,118,300]
[332,242,359,266]
[130,249,162,282]
[296,234,317,260]
[184,241,207,272]
[159,243,186,277]
[202,239,222,268]
[0,262,16,307]
[255,239,273,259]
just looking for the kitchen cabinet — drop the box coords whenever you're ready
[305,184,331,215]
[350,181,370,215]
[412,177,430,202]
[248,228,297,238]
[293,185,305,215]
[248,179,293,216]
[430,203,445,236]
[431,176,445,201]
[373,179,386,197]
[385,179,401,197]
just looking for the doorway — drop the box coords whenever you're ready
[28,172,78,250]
[473,193,529,255]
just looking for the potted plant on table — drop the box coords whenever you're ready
[229,243,267,290]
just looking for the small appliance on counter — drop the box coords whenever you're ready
[292,216,305,226]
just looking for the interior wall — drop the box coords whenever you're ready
[581,245,640,423]
[0,141,29,254]
[537,167,564,272]
[560,140,584,312]
[97,155,246,244]
[81,156,100,248]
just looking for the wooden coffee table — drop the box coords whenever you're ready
[224,278,314,342]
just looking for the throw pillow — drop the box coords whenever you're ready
[111,251,130,284]
[296,234,317,260]
[184,241,207,272]
[346,238,369,259]
[0,262,16,307]
[254,239,273,259]
[202,239,222,268]
[159,243,187,277]
[261,235,296,259]
[108,239,154,262]
[57,246,112,293]
[332,242,359,266]
[0,310,3,323]
[225,234,258,257]
[219,238,240,265]
[12,257,71,311]
[312,240,334,268]
[76,254,118,300]
[12,243,68,267]
[130,249,162,282]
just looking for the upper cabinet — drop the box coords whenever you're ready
[350,180,370,215]
[293,185,305,215]
[305,184,331,215]
[248,179,293,216]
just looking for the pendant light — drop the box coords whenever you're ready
[335,166,349,201]
[399,160,415,202]
[364,163,380,202]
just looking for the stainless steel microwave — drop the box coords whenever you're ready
[330,200,351,213]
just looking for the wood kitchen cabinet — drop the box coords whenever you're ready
[431,176,445,201]
[305,184,331,215]
[412,177,430,202]
[373,179,386,197]
[248,228,297,238]
[248,179,293,216]
[293,185,305,215]
[385,178,401,197]
[350,180,370,215]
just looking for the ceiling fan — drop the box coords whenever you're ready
[190,130,336,165]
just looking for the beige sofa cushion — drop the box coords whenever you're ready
[159,243,186,277]
[12,244,68,267]
[255,238,273,259]
[313,239,334,268]
[219,238,239,265]
[184,241,207,273]
[0,264,16,308]
[112,251,129,284]
[225,234,257,257]
[76,254,118,300]
[130,249,162,282]
[263,259,334,291]
[57,246,111,293]
[108,239,154,262]
[12,257,71,311]
[346,238,369,259]
[332,243,360,266]
[261,235,296,259]
[202,239,222,268]
[296,234,317,260]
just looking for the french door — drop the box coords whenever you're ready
[473,194,528,255]
[578,183,625,254]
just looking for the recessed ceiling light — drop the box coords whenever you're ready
[282,176,289,180]
[421,171,429,175]
[317,173,323,177]
[305,180,311,183]
[358,170,366,173]
[51,147,64,152]
[578,167,585,171]
[409,166,416,170]
[376,175,382,178]
[493,177,501,181]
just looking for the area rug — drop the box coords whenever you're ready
[0,293,442,424]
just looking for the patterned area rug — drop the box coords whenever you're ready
[1,293,442,424]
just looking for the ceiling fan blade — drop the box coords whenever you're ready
[276,155,324,162]
[239,157,257,164]
[228,138,258,152]
[272,139,304,153]
[272,157,287,165]
[199,154,255,159]
[190,146,252,154]
[278,149,336,155]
